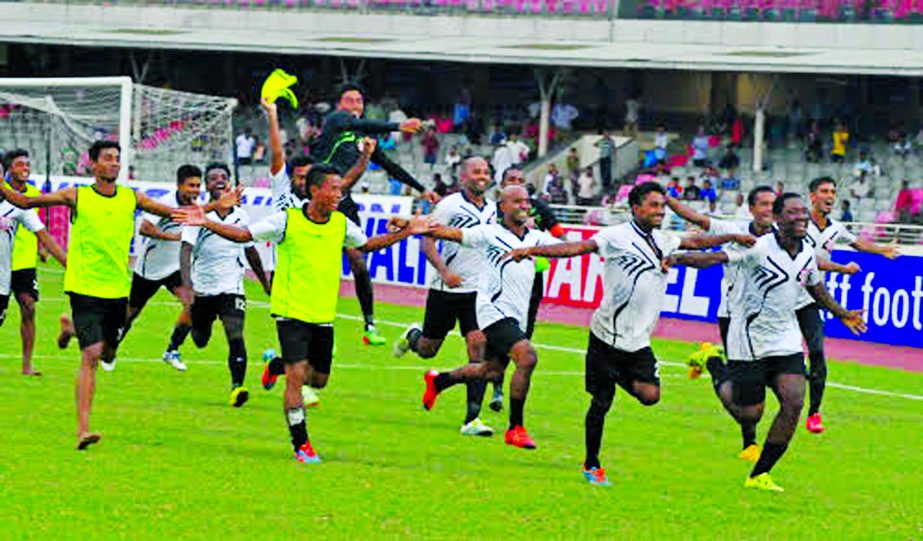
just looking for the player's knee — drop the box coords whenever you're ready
[191,333,209,348]
[311,373,329,389]
[82,343,104,364]
[18,298,36,319]
[637,388,660,406]
[514,345,538,372]
[590,395,613,414]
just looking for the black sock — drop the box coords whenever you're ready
[269,356,285,376]
[434,372,458,392]
[509,397,525,429]
[706,357,727,394]
[584,400,609,469]
[750,441,789,478]
[407,327,423,353]
[742,424,757,449]
[286,407,308,451]
[808,354,827,416]
[464,380,487,424]
[167,323,192,352]
[228,338,247,387]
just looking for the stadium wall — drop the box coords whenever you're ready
[33,176,923,350]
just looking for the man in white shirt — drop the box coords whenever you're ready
[394,157,498,437]
[120,165,202,371]
[491,143,513,185]
[506,133,530,166]
[180,163,272,408]
[235,128,256,166]
[419,185,561,451]
[0,198,47,333]
[672,193,866,492]
[794,177,898,434]
[507,182,753,486]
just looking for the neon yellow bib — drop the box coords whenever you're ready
[8,182,41,271]
[63,184,137,299]
[270,208,346,323]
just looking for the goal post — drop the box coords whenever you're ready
[0,76,237,184]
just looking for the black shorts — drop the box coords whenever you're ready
[585,332,660,401]
[11,268,38,301]
[338,195,362,227]
[68,292,128,350]
[422,289,479,340]
[191,294,245,329]
[129,271,183,310]
[276,319,334,375]
[718,316,730,352]
[728,354,806,407]
[483,317,527,362]
[0,294,9,327]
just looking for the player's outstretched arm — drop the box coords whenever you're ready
[680,233,756,250]
[818,259,861,275]
[852,238,900,260]
[807,282,867,335]
[36,229,67,268]
[341,137,376,192]
[0,184,76,209]
[359,214,433,253]
[173,206,254,243]
[343,116,421,135]
[507,239,599,262]
[372,147,439,203]
[421,235,462,288]
[261,97,285,176]
[667,251,729,269]
[244,245,272,296]
[138,220,181,241]
[137,191,178,218]
[666,195,711,230]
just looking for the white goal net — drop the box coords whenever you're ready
[0,77,237,183]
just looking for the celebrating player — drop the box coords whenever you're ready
[174,164,431,464]
[118,164,203,372]
[3,149,67,376]
[393,156,498,437]
[180,162,271,407]
[419,185,563,450]
[506,182,755,486]
[672,193,866,492]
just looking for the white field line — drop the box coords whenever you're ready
[27,297,923,402]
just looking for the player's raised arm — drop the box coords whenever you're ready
[506,239,599,262]
[261,97,285,176]
[359,213,433,253]
[852,238,900,260]
[173,205,255,243]
[372,147,439,203]
[0,183,77,209]
[341,137,376,192]
[667,251,730,269]
[679,232,756,250]
[666,194,712,231]
[137,191,177,219]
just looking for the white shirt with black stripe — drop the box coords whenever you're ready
[181,207,253,296]
[271,168,306,211]
[707,218,763,319]
[726,232,821,361]
[461,223,559,332]
[0,200,44,296]
[134,191,183,281]
[589,221,682,353]
[431,192,497,294]
[795,217,857,309]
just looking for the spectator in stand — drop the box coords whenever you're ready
[388,102,409,144]
[775,181,785,197]
[850,170,871,201]
[433,173,457,198]
[733,192,752,219]
[624,95,641,135]
[546,170,568,205]
[666,177,683,198]
[894,180,918,224]
[730,115,744,149]
[565,147,580,181]
[831,121,849,163]
[699,165,720,188]
[235,127,256,166]
[682,176,701,201]
[691,126,710,167]
[552,102,579,131]
[653,123,669,163]
[594,131,616,192]
[507,132,530,166]
[576,167,596,206]
[893,133,913,157]
[700,179,717,205]
[444,145,461,177]
[421,127,439,170]
[542,163,560,196]
[805,128,823,163]
[489,124,507,146]
[718,144,740,178]
[491,142,513,184]
[840,200,854,223]
[853,150,872,177]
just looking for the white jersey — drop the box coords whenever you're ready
[430,192,498,293]
[725,233,821,361]
[271,168,306,211]
[795,217,857,309]
[461,224,559,332]
[708,218,755,319]
[0,201,44,296]
[134,191,183,281]
[589,221,682,353]
[181,207,253,296]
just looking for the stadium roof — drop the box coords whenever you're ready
[1,4,921,76]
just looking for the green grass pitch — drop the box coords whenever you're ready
[1,268,921,539]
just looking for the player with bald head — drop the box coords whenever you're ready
[394,156,498,437]
[417,183,563,450]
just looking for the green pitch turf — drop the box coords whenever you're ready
[1,267,922,540]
